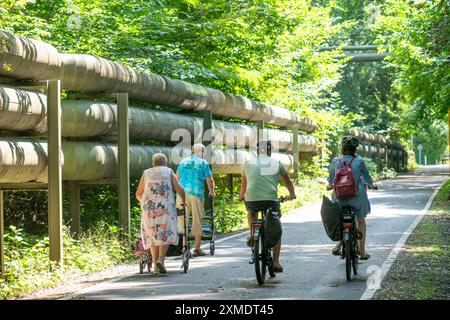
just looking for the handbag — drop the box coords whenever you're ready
[320,195,342,241]
[265,211,282,248]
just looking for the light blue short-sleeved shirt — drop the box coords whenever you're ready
[328,155,374,218]
[176,156,212,200]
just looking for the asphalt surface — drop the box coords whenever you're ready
[64,165,449,300]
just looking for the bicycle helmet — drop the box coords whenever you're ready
[341,135,359,148]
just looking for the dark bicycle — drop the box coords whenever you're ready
[249,197,285,285]
[339,184,377,281]
[339,206,361,281]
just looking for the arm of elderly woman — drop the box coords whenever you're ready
[172,172,186,205]
[135,175,144,202]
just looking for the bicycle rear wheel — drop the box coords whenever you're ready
[345,238,352,281]
[352,236,359,275]
[254,228,267,285]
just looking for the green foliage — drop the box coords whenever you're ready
[362,157,397,181]
[410,120,448,165]
[214,199,248,234]
[0,0,447,299]
[279,178,327,213]
[0,224,133,299]
[436,179,450,202]
[372,0,449,121]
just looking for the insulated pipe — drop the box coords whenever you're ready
[318,45,380,52]
[0,31,61,80]
[348,129,404,151]
[345,53,390,62]
[0,139,294,183]
[0,87,317,152]
[0,86,47,132]
[0,31,317,131]
[61,101,317,152]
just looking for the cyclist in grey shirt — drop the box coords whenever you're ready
[240,140,296,273]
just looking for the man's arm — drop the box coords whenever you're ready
[206,176,216,199]
[281,174,296,201]
[171,172,186,204]
[239,174,247,201]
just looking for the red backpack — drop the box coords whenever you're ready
[333,157,358,200]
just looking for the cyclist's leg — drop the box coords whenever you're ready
[245,201,260,246]
[246,211,256,246]
[271,201,283,272]
[332,242,342,255]
[356,218,369,259]
[272,240,282,270]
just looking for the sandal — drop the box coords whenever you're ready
[193,249,206,257]
[359,253,371,260]
[156,259,167,273]
[273,263,283,273]
[332,244,342,256]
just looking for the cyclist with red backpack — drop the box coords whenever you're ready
[326,135,377,260]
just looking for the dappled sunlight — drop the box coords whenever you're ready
[62,165,448,300]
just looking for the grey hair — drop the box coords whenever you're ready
[152,153,168,166]
[192,143,206,156]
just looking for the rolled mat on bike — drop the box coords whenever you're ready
[320,195,342,241]
[265,212,282,248]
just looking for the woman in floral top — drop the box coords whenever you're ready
[136,153,186,274]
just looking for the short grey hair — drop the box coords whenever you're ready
[152,153,168,166]
[192,143,206,156]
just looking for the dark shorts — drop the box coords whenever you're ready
[245,200,281,217]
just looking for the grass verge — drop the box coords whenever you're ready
[375,178,450,300]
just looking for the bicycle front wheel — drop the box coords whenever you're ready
[254,228,267,285]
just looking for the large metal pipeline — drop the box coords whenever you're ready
[348,128,404,151]
[0,138,294,183]
[0,86,317,152]
[0,86,47,132]
[0,31,317,131]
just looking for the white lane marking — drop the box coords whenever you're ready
[360,179,447,300]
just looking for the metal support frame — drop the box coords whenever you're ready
[404,150,408,168]
[292,127,299,179]
[0,191,4,276]
[117,93,130,238]
[47,79,63,264]
[203,110,213,212]
[385,145,389,168]
[68,181,81,238]
[257,121,265,144]
[376,144,382,172]
[227,174,234,203]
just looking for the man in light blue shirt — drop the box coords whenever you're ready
[176,143,216,256]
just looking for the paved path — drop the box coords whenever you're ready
[64,165,449,300]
